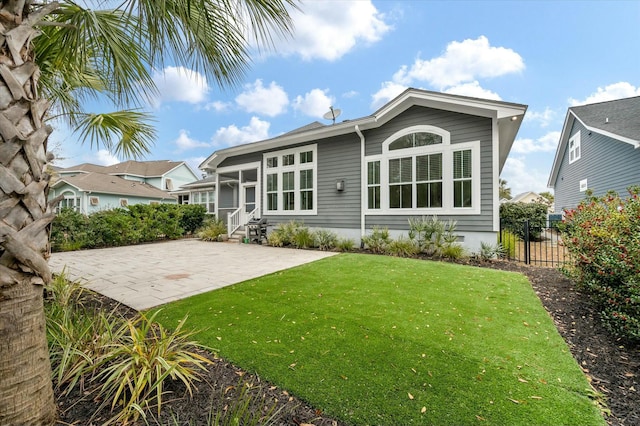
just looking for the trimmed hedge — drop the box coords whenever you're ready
[559,187,640,342]
[499,202,548,239]
[51,204,207,252]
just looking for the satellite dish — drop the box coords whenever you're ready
[323,106,342,124]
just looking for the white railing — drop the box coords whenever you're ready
[227,207,259,236]
[227,206,243,236]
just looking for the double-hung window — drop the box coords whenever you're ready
[365,125,480,214]
[263,145,317,215]
[568,131,581,164]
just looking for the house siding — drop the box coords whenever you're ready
[363,106,494,232]
[554,121,640,212]
[218,105,495,234]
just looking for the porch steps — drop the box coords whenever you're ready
[228,227,245,243]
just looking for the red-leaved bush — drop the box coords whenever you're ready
[559,186,640,342]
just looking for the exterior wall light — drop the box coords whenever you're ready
[336,179,345,192]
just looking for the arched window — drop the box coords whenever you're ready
[365,125,480,214]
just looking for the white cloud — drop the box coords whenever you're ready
[443,81,501,100]
[92,149,120,166]
[569,82,640,106]
[372,36,523,109]
[152,66,209,106]
[370,81,407,109]
[174,129,210,152]
[203,101,231,112]
[525,107,557,127]
[292,89,335,118]
[501,156,551,195]
[276,1,391,61]
[235,80,289,117]
[511,131,560,154]
[396,36,524,89]
[211,116,271,148]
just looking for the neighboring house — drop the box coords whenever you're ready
[548,96,640,213]
[199,88,527,251]
[173,175,217,214]
[50,160,199,214]
[504,191,554,213]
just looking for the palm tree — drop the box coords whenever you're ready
[499,178,512,200]
[0,1,296,424]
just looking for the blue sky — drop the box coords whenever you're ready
[53,0,640,195]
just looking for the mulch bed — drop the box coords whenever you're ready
[55,258,639,425]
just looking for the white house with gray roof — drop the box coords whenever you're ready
[548,96,640,213]
[198,88,527,251]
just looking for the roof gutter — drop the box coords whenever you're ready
[355,124,366,245]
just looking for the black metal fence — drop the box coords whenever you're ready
[499,217,568,267]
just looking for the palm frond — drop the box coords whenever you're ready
[74,110,156,160]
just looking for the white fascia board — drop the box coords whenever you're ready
[547,111,575,188]
[572,114,640,148]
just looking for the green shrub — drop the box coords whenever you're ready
[314,229,338,251]
[385,237,419,258]
[51,208,91,251]
[336,237,355,252]
[362,226,391,254]
[207,380,285,426]
[498,229,517,258]
[266,230,285,247]
[88,209,140,248]
[478,241,506,260]
[292,227,315,249]
[407,216,459,256]
[180,204,207,234]
[441,243,466,260]
[198,217,227,242]
[500,202,548,240]
[559,187,640,342]
[95,311,212,424]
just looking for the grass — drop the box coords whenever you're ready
[152,254,605,425]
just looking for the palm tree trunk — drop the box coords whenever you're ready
[0,2,59,424]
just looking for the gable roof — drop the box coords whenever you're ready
[52,172,176,199]
[200,88,527,173]
[548,96,640,187]
[58,160,191,178]
[510,191,549,203]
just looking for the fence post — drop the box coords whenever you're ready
[524,219,531,265]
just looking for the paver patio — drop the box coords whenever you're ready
[49,239,336,310]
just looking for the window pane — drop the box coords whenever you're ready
[267,193,277,210]
[431,182,442,207]
[368,186,380,209]
[401,184,412,208]
[416,155,429,181]
[282,171,294,190]
[300,169,313,190]
[368,161,380,185]
[300,151,313,163]
[283,154,295,166]
[389,135,413,150]
[414,132,442,147]
[389,157,412,183]
[300,190,313,210]
[283,192,295,210]
[266,157,278,168]
[267,174,278,191]
[454,180,472,208]
[389,185,401,208]
[430,153,442,180]
[454,150,472,179]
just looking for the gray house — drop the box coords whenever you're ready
[199,88,527,251]
[548,96,640,213]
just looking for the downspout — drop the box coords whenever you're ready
[355,125,366,246]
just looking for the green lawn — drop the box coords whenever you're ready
[153,253,604,425]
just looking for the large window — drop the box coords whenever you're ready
[569,131,581,164]
[192,190,215,213]
[365,125,480,214]
[263,145,317,215]
[56,193,80,213]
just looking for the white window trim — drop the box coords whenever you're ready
[262,144,317,215]
[569,131,581,164]
[364,125,481,215]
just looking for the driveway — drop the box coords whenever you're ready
[49,240,337,310]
